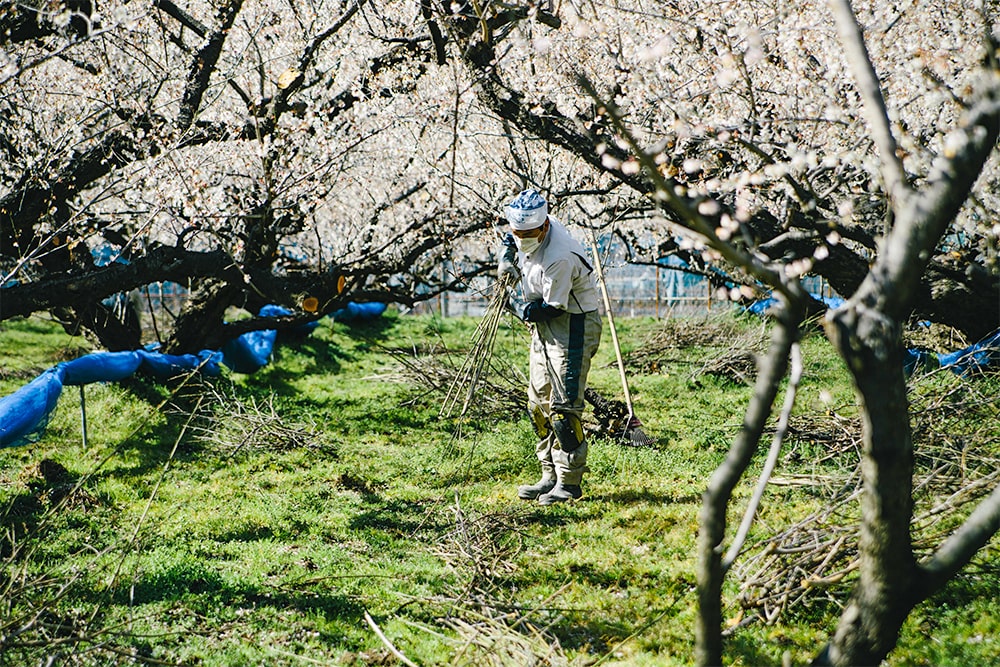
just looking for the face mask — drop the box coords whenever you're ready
[514,235,542,255]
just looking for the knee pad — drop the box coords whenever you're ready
[551,412,584,452]
[528,403,551,439]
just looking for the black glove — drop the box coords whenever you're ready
[522,300,563,322]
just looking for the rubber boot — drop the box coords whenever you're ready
[538,483,582,505]
[517,474,556,500]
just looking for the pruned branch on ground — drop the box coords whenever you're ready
[733,368,1000,625]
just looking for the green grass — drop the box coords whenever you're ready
[2,310,999,665]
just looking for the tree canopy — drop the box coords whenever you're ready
[3,0,997,350]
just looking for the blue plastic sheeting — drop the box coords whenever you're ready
[903,348,933,376]
[0,302,385,449]
[937,329,1000,376]
[332,301,387,322]
[61,351,142,386]
[745,293,846,315]
[0,348,225,449]
[0,369,65,448]
[137,349,223,381]
[219,304,308,374]
[221,328,278,374]
[259,304,321,336]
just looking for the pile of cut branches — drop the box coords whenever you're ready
[625,316,769,385]
[366,496,578,666]
[733,473,862,624]
[188,382,326,456]
[733,371,1000,624]
[417,496,579,667]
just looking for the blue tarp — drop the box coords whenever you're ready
[0,302,386,449]
[0,369,65,448]
[0,348,225,449]
[746,293,1000,378]
[221,328,278,375]
[745,293,846,315]
[61,351,143,386]
[903,348,933,376]
[937,329,1000,376]
[332,301,387,323]
[137,349,223,381]
[219,304,325,373]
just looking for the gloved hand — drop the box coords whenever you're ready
[496,233,520,281]
[522,300,563,322]
[506,290,528,319]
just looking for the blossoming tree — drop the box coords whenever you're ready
[3,0,1000,664]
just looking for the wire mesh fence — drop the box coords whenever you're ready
[410,264,731,319]
[127,264,830,322]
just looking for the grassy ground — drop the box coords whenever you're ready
[1,310,999,666]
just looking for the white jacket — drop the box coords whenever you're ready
[520,216,601,314]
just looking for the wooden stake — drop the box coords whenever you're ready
[79,385,88,449]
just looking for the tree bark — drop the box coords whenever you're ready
[812,1,1000,662]
[821,304,917,666]
[164,278,238,353]
[696,304,803,666]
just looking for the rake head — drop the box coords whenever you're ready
[585,387,656,447]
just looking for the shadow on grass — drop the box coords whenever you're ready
[725,630,798,666]
[348,495,446,537]
[597,488,701,505]
[123,565,364,620]
[0,493,45,556]
[233,317,401,404]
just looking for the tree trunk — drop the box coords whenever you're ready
[821,303,918,666]
[164,279,238,353]
[55,302,142,352]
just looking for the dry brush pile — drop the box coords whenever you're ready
[624,315,771,386]
[733,366,1000,625]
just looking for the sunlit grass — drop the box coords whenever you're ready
[1,311,999,665]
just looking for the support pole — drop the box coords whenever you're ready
[79,385,89,449]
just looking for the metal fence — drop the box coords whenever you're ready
[131,265,829,321]
[410,263,732,318]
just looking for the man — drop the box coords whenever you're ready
[498,189,603,505]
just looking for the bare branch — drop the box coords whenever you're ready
[829,0,908,207]
[176,0,244,133]
[722,342,803,573]
[696,304,804,667]
[920,482,1000,594]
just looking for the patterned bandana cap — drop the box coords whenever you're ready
[504,189,548,230]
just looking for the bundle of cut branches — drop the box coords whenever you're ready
[431,494,528,597]
[781,412,862,467]
[442,614,576,667]
[390,339,526,419]
[440,274,519,418]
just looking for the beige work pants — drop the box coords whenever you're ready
[527,310,602,485]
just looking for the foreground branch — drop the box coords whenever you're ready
[696,302,804,667]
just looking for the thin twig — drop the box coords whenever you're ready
[364,610,419,667]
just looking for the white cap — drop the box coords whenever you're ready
[504,189,548,230]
